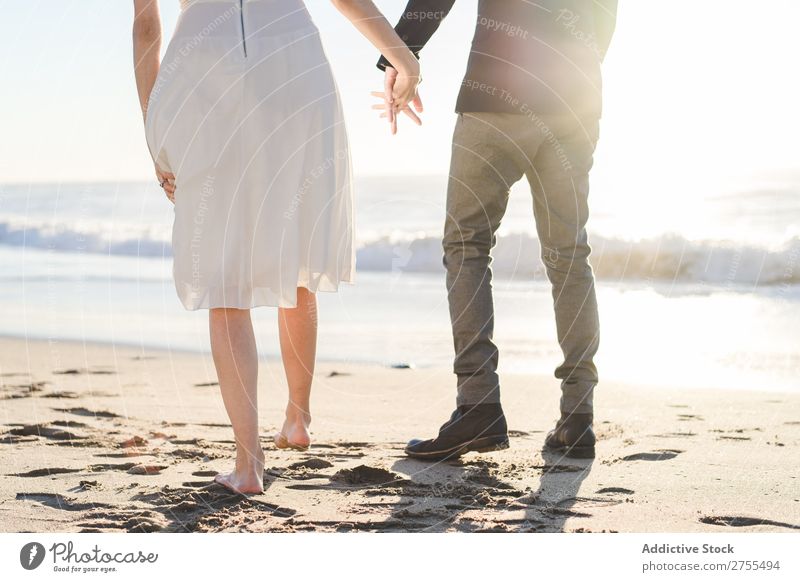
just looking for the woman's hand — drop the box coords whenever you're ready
[391,63,421,111]
[371,66,424,134]
[329,0,424,133]
[155,165,176,203]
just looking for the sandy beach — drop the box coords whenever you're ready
[0,336,798,533]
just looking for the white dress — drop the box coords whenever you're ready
[145,0,354,309]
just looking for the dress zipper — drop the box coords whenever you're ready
[238,0,247,57]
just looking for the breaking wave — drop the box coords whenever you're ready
[2,219,799,286]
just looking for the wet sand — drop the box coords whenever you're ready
[1,336,798,533]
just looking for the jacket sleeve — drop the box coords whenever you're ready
[376,0,457,70]
[593,0,618,62]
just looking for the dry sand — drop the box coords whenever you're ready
[1,336,798,533]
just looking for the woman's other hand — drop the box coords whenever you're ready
[156,165,176,203]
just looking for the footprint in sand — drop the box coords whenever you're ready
[295,441,368,457]
[87,462,138,472]
[700,515,800,530]
[289,458,334,470]
[284,483,333,491]
[16,492,115,512]
[542,506,592,518]
[53,367,116,376]
[651,431,697,438]
[52,407,120,419]
[0,381,47,400]
[336,441,371,448]
[266,467,330,481]
[461,464,517,490]
[266,458,335,481]
[596,487,635,495]
[78,509,167,532]
[330,465,405,486]
[95,450,155,459]
[185,500,296,531]
[168,448,223,461]
[12,467,82,477]
[533,463,585,473]
[128,464,168,475]
[41,391,80,399]
[8,424,86,441]
[324,451,366,459]
[622,449,683,462]
[132,484,297,531]
[282,465,404,491]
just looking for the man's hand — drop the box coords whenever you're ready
[371,66,423,135]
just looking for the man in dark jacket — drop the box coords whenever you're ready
[378,0,617,460]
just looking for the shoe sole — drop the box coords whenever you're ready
[544,443,596,459]
[405,435,510,461]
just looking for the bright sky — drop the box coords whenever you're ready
[2,0,800,219]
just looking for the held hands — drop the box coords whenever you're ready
[371,66,423,135]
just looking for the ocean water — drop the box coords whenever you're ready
[1,178,799,393]
[2,177,800,283]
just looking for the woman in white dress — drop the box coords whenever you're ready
[132,0,421,494]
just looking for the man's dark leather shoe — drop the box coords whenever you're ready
[405,403,509,461]
[544,412,596,458]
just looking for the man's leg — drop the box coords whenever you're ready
[444,113,526,407]
[404,112,531,461]
[527,114,601,416]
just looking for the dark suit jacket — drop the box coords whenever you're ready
[378,0,617,117]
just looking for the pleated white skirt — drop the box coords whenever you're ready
[145,0,354,309]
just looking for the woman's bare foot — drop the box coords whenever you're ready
[213,448,265,494]
[273,411,311,451]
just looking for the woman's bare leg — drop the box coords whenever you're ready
[209,308,264,493]
[275,287,317,449]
